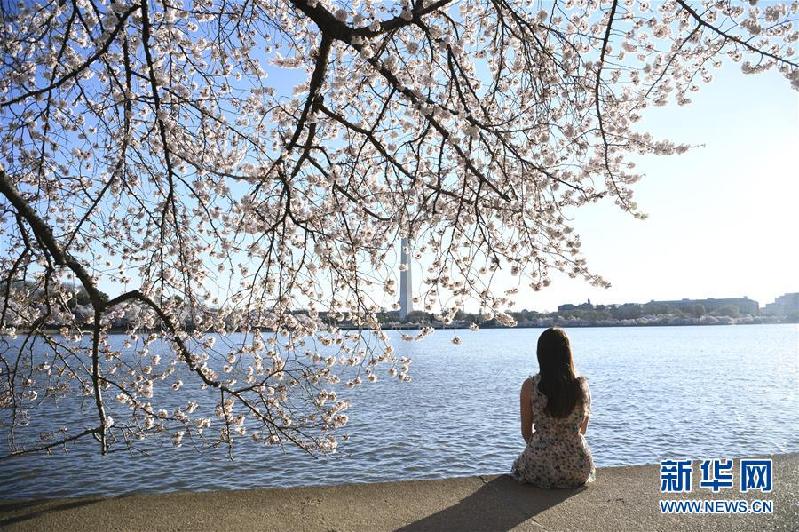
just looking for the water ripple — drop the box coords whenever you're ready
[1,324,798,499]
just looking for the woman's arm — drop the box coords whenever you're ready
[520,377,534,443]
[579,376,591,435]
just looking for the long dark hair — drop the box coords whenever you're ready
[536,328,582,418]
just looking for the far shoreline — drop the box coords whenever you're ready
[9,319,797,337]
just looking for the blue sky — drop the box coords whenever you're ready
[16,29,791,316]
[204,12,798,314]
[519,62,798,312]
[178,55,799,314]
[261,38,798,314]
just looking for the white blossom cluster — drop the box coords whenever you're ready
[0,0,796,457]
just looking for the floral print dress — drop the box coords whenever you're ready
[511,374,596,488]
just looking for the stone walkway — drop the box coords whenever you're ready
[1,453,796,531]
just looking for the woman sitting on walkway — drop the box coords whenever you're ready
[511,328,595,488]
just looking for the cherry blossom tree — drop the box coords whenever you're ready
[1,0,796,458]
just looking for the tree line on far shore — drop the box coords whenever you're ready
[379,305,797,329]
[4,281,795,333]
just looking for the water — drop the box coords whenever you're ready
[1,324,797,500]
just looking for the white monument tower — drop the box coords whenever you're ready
[399,238,413,319]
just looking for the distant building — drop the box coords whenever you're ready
[557,301,593,313]
[649,297,759,315]
[398,238,413,319]
[762,293,799,315]
[559,297,760,316]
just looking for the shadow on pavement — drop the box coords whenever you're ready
[397,475,585,532]
[0,497,104,527]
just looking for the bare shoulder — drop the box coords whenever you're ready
[576,376,591,400]
[520,375,535,396]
